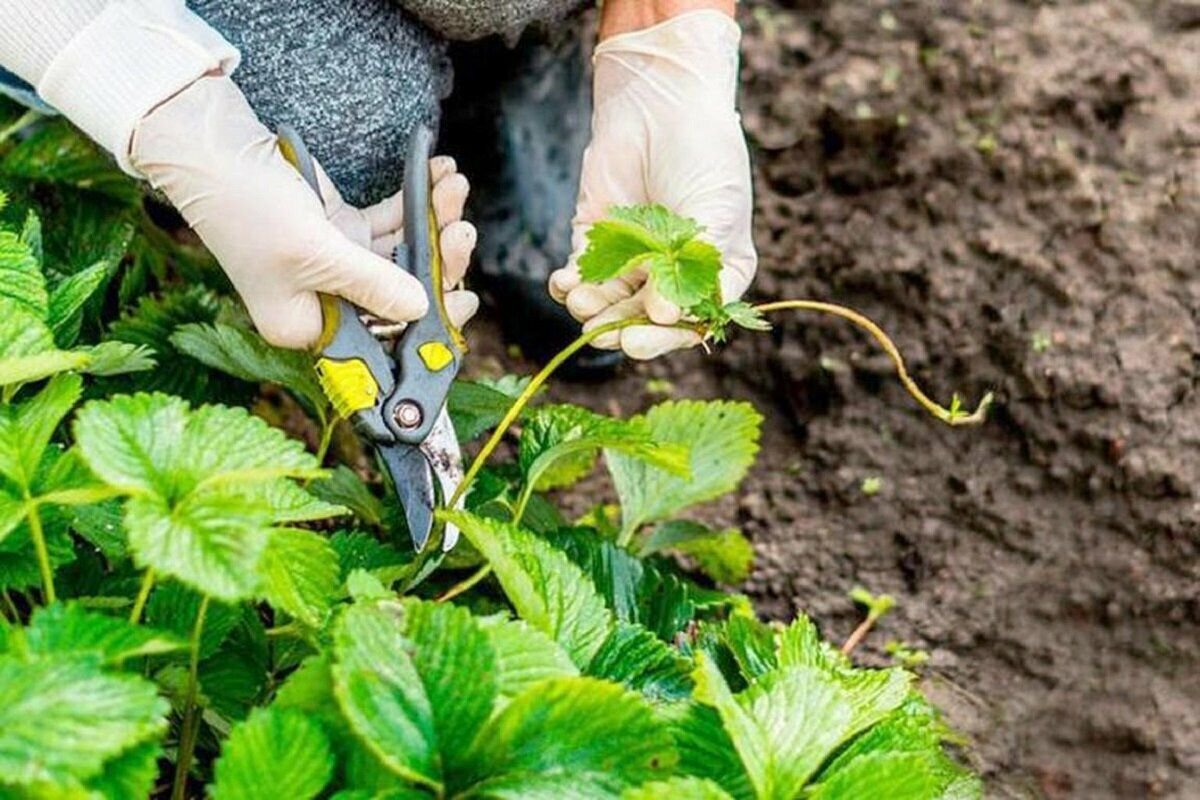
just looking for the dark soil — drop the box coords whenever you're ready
[468,1,1200,797]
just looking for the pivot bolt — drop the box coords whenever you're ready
[394,401,423,430]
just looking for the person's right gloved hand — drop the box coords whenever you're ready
[130,75,479,349]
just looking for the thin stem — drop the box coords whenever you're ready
[315,418,337,465]
[129,569,155,625]
[265,621,301,638]
[0,109,41,145]
[448,317,652,509]
[436,564,492,603]
[25,500,55,604]
[171,596,210,800]
[1,591,19,623]
[753,300,993,426]
[842,614,878,656]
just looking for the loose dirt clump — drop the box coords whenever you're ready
[483,1,1200,797]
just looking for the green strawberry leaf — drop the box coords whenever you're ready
[606,400,761,540]
[623,777,736,800]
[459,677,677,798]
[23,603,186,663]
[74,394,338,600]
[171,322,329,423]
[518,404,689,493]
[480,616,579,701]
[444,510,613,667]
[0,225,47,317]
[257,528,340,628]
[47,258,110,346]
[331,602,440,791]
[586,622,694,702]
[0,654,168,788]
[211,707,334,800]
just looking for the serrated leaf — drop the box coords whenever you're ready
[47,259,110,345]
[808,752,943,800]
[258,528,339,628]
[0,654,168,787]
[0,228,46,317]
[460,677,677,798]
[586,622,694,701]
[74,394,335,600]
[331,602,440,791]
[401,598,499,775]
[607,400,762,539]
[518,404,689,493]
[647,240,722,308]
[546,527,697,640]
[481,617,579,701]
[610,204,702,248]
[0,372,81,488]
[83,741,162,800]
[211,707,334,800]
[123,492,272,602]
[444,511,613,666]
[693,655,850,800]
[623,777,735,800]
[171,323,328,422]
[76,341,155,377]
[577,221,661,283]
[23,603,185,663]
[665,702,755,800]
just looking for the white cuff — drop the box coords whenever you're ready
[38,1,240,175]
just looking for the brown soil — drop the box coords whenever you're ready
[470,1,1200,797]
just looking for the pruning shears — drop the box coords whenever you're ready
[277,123,466,552]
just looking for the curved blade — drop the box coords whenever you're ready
[377,407,463,551]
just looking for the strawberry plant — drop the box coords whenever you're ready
[0,104,983,799]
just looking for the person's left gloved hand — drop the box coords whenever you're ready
[548,10,756,360]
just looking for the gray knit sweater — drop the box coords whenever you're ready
[190,0,586,204]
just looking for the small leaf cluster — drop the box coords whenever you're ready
[0,109,980,800]
[577,204,770,342]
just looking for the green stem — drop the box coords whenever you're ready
[753,300,993,426]
[0,109,41,145]
[436,564,492,603]
[265,621,301,638]
[449,317,651,510]
[315,417,337,465]
[1,591,19,623]
[25,500,55,604]
[171,596,210,800]
[129,569,155,625]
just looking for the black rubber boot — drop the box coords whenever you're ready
[441,18,623,381]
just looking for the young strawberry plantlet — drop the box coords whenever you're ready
[0,114,982,799]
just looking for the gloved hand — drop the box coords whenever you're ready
[548,10,756,360]
[130,75,478,349]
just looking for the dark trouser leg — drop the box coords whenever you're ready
[190,0,451,206]
[442,15,622,378]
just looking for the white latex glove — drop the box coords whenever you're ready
[130,75,478,349]
[548,10,756,360]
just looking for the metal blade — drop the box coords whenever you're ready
[376,407,464,552]
[378,443,437,551]
[419,407,464,551]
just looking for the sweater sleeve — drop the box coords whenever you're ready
[0,0,240,173]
